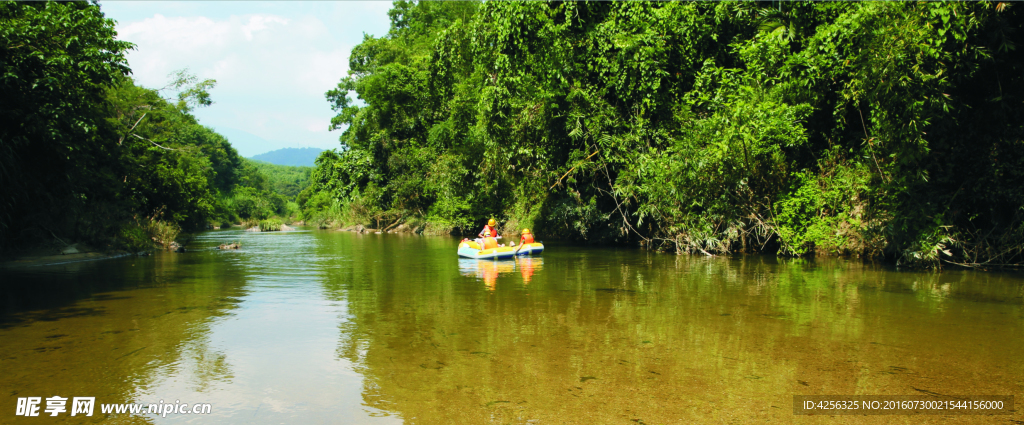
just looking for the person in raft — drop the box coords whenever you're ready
[474,228,499,250]
[520,228,535,246]
[478,218,499,240]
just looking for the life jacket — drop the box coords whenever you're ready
[521,233,535,244]
[483,237,498,249]
[484,225,497,237]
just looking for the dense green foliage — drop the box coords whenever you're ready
[1,1,132,247]
[0,1,287,251]
[249,160,313,199]
[304,1,1024,267]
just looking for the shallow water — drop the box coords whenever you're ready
[1,229,1022,423]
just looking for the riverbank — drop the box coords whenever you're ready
[0,246,132,269]
[335,222,425,235]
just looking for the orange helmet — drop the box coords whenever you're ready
[488,218,496,226]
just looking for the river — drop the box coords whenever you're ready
[1,228,1022,424]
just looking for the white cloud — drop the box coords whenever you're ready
[241,15,288,41]
[118,13,310,89]
[107,2,390,156]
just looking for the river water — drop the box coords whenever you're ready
[1,228,1022,424]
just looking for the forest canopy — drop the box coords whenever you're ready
[3,0,1023,268]
[0,1,289,251]
[303,0,1024,268]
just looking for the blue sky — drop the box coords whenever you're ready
[98,1,394,157]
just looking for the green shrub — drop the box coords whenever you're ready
[405,216,424,232]
[113,218,180,252]
[285,201,300,219]
[116,222,152,252]
[773,156,871,256]
[231,186,274,220]
[259,218,283,232]
[145,219,180,247]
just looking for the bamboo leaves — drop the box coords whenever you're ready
[306,1,1024,265]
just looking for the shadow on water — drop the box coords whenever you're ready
[0,259,151,329]
[0,248,253,328]
[0,232,257,424]
[14,306,108,326]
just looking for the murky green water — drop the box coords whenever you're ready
[2,229,1023,424]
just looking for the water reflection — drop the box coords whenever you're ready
[0,248,249,424]
[516,256,543,284]
[2,231,1022,424]
[331,240,1024,424]
[457,258,545,289]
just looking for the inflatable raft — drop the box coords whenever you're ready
[514,242,545,256]
[458,241,544,259]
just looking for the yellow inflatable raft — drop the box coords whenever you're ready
[457,240,544,259]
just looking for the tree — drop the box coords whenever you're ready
[0,1,132,246]
[307,0,1024,267]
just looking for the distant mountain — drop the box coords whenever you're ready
[251,147,325,167]
[214,127,281,158]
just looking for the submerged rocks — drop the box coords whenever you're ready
[218,243,240,250]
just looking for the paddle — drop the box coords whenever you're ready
[514,237,523,255]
